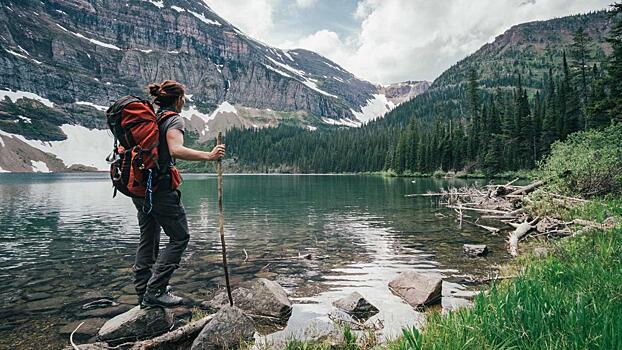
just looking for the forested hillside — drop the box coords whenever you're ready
[184,8,621,175]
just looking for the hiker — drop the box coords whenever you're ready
[130,80,225,307]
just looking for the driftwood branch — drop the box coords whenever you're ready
[129,315,214,350]
[70,322,85,350]
[507,180,543,196]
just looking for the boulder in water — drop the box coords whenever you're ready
[97,306,174,344]
[202,279,292,323]
[389,272,443,309]
[332,292,379,321]
[463,244,488,257]
[190,305,255,350]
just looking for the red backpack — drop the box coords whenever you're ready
[105,96,181,212]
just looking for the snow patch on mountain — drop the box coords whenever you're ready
[171,5,185,12]
[0,89,54,108]
[75,101,108,111]
[212,101,237,115]
[188,10,221,26]
[322,117,361,127]
[0,125,112,170]
[351,94,396,124]
[31,160,50,173]
[56,24,121,50]
[142,0,164,9]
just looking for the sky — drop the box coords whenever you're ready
[202,0,612,84]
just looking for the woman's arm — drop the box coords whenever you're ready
[166,128,225,161]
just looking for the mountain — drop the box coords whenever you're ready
[209,10,614,174]
[379,11,611,127]
[0,0,426,172]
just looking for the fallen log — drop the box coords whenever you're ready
[447,205,512,215]
[464,220,500,234]
[508,218,539,257]
[572,219,613,230]
[405,192,471,197]
[130,315,214,350]
[507,180,543,196]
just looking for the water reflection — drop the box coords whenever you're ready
[0,173,508,348]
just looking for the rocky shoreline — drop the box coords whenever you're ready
[63,272,481,350]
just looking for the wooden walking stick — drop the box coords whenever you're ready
[217,131,233,306]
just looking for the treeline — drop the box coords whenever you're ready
[205,5,622,175]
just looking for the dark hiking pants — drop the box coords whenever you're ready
[131,189,189,295]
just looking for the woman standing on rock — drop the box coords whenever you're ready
[131,80,225,308]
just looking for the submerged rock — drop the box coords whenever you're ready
[203,279,292,323]
[97,306,174,343]
[82,299,118,310]
[59,318,107,342]
[190,306,255,350]
[78,304,133,318]
[332,292,379,321]
[389,272,443,309]
[463,244,488,257]
[441,281,480,312]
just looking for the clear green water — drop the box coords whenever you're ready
[0,173,509,348]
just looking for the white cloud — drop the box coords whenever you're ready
[202,0,277,41]
[204,0,611,84]
[296,0,318,8]
[283,0,611,83]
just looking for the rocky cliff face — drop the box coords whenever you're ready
[0,0,424,172]
[378,81,431,106]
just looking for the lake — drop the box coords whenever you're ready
[0,173,510,349]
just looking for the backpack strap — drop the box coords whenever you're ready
[157,110,178,124]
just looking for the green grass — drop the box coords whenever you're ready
[387,225,622,350]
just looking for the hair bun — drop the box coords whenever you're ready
[148,83,162,97]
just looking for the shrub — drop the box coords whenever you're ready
[539,123,622,197]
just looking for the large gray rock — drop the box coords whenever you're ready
[463,244,488,257]
[203,279,292,322]
[332,292,379,321]
[388,272,443,309]
[190,306,255,350]
[97,306,174,343]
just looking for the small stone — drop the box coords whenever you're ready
[97,306,174,343]
[190,305,255,350]
[463,244,488,257]
[332,292,379,321]
[59,318,107,342]
[389,272,443,309]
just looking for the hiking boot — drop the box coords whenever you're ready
[141,287,183,308]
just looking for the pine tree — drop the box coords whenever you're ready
[605,3,622,121]
[570,27,591,106]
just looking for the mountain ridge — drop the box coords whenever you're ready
[0,0,426,172]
